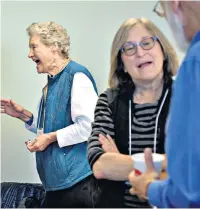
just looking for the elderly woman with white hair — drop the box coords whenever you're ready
[1,21,100,207]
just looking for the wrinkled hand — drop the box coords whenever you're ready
[25,133,55,152]
[128,148,159,200]
[1,98,24,118]
[99,134,119,153]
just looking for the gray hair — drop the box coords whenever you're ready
[26,21,70,58]
[109,17,179,88]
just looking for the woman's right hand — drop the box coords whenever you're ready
[99,134,120,153]
[1,98,24,119]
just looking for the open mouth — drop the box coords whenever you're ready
[34,59,41,66]
[138,61,152,69]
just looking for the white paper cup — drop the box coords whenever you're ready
[132,153,164,174]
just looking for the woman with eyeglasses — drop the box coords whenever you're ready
[87,17,179,208]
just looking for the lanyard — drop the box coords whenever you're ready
[37,85,48,136]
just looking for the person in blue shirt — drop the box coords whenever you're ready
[129,0,200,207]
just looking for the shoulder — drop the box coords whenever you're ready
[68,60,90,75]
[95,90,115,110]
[105,87,120,105]
[97,91,109,104]
[73,73,93,88]
[184,41,200,65]
[177,42,200,80]
[172,43,200,93]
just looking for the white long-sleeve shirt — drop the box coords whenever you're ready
[25,72,98,147]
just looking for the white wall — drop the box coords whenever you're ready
[1,1,184,183]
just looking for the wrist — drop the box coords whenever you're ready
[19,108,33,122]
[19,113,32,122]
[145,179,153,198]
[48,132,57,143]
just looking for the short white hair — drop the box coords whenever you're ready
[26,21,70,58]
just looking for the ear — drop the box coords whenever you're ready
[168,0,184,24]
[51,45,56,53]
[171,0,182,15]
[51,44,58,53]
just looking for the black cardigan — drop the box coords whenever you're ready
[96,77,173,208]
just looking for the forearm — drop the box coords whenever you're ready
[93,153,133,181]
[57,117,91,147]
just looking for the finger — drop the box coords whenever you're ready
[27,139,37,147]
[98,136,105,145]
[129,188,138,195]
[27,147,34,153]
[128,170,136,184]
[1,109,5,113]
[25,144,34,152]
[0,98,10,103]
[25,140,31,145]
[106,134,115,145]
[138,194,148,201]
[130,187,146,200]
[27,142,35,147]
[10,99,17,108]
[99,134,107,140]
[99,138,110,147]
[144,148,156,173]
[27,144,37,152]
[0,102,9,107]
[102,144,109,152]
[99,134,110,144]
[106,134,113,141]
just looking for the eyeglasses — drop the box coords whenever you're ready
[153,1,165,18]
[120,36,158,56]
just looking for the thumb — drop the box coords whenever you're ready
[144,148,156,173]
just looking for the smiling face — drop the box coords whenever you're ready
[121,25,164,84]
[28,35,55,74]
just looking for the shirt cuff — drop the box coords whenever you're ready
[56,129,72,147]
[147,180,166,207]
[25,114,34,126]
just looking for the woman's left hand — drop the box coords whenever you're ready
[25,133,56,152]
[98,134,120,153]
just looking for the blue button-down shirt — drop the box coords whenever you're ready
[148,30,200,207]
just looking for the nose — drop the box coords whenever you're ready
[135,45,146,57]
[28,49,34,58]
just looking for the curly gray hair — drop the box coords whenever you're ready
[26,21,70,58]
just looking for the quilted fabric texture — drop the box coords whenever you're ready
[1,182,45,208]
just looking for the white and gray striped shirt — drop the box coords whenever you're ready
[88,91,161,208]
